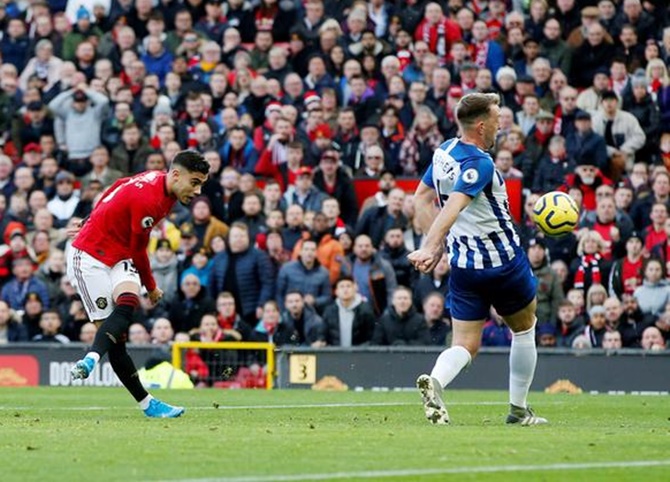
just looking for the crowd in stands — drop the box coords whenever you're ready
[1,0,670,363]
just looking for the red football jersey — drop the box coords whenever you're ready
[72,171,176,291]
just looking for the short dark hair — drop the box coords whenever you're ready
[171,150,209,174]
[455,93,500,128]
[334,275,355,288]
[285,289,304,299]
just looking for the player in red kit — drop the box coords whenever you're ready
[67,151,209,418]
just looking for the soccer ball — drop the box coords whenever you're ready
[532,191,579,237]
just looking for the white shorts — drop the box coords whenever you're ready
[66,247,141,321]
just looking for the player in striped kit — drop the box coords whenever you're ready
[409,93,547,426]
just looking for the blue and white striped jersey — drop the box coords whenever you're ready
[422,138,521,270]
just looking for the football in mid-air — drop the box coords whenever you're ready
[532,191,579,237]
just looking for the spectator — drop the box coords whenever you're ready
[341,234,397,316]
[189,196,229,254]
[591,90,646,181]
[423,292,450,346]
[643,203,668,255]
[249,300,302,346]
[168,273,216,334]
[571,22,615,89]
[0,299,27,343]
[128,323,151,345]
[150,317,175,347]
[110,123,154,175]
[210,222,276,325]
[214,292,250,341]
[413,2,460,63]
[398,105,443,176]
[609,231,645,300]
[282,204,306,252]
[355,187,407,247]
[380,226,415,289]
[602,330,622,351]
[283,166,328,214]
[1,256,49,311]
[47,171,80,228]
[528,238,564,325]
[281,290,326,347]
[276,239,332,312]
[413,253,450,312]
[630,171,670,231]
[321,276,374,346]
[482,308,513,347]
[533,135,575,194]
[32,310,70,343]
[292,211,344,285]
[48,85,110,175]
[585,304,607,347]
[556,300,586,348]
[640,325,666,351]
[80,146,123,189]
[633,258,670,317]
[312,150,359,227]
[372,286,430,346]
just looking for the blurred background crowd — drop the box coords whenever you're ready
[0,0,669,360]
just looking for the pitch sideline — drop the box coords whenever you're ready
[158,460,670,482]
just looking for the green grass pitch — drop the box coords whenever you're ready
[1,387,668,482]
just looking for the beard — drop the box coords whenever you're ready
[580,175,595,185]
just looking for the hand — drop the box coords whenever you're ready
[610,226,620,242]
[311,340,326,348]
[66,219,84,239]
[304,294,316,306]
[256,306,264,320]
[408,244,444,274]
[222,329,242,341]
[147,288,163,305]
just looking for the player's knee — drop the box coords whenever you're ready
[115,292,140,309]
[452,340,480,358]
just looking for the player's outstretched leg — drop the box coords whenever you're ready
[416,374,449,424]
[71,293,139,380]
[108,343,184,418]
[417,331,475,425]
[505,309,547,426]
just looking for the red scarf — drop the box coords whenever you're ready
[473,41,489,68]
[418,18,459,60]
[534,127,552,146]
[553,105,563,135]
[218,313,236,330]
[574,253,601,290]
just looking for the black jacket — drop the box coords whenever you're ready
[355,206,408,247]
[312,169,359,227]
[372,306,431,346]
[168,288,216,333]
[322,298,376,346]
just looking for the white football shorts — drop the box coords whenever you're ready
[66,247,141,321]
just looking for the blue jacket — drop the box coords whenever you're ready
[0,35,29,71]
[141,50,174,86]
[1,277,50,310]
[6,320,28,342]
[483,41,505,77]
[566,130,609,171]
[210,248,276,320]
[219,139,259,174]
[276,260,332,310]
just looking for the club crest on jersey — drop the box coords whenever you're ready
[96,297,108,310]
[141,216,154,229]
[462,169,479,184]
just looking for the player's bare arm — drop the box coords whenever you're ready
[413,181,439,235]
[408,192,472,273]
